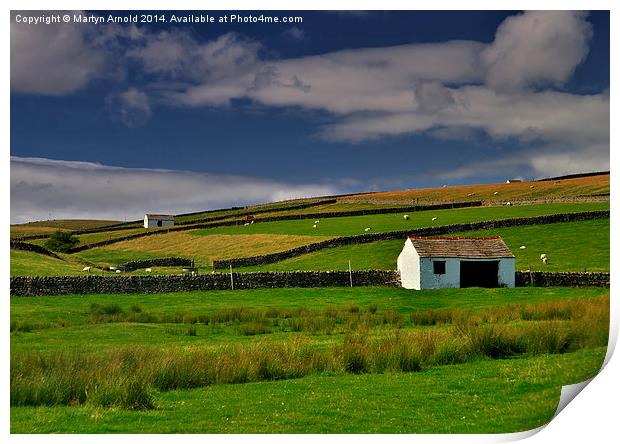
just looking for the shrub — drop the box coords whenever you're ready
[43,231,80,253]
[240,321,272,336]
[342,334,369,374]
[368,302,378,314]
[90,303,124,316]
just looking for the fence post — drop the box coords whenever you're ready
[230,264,234,290]
[349,260,353,287]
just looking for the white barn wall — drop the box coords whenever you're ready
[498,258,516,287]
[397,239,420,289]
[419,257,461,289]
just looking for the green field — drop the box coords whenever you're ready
[10,286,609,433]
[192,202,608,237]
[10,347,605,433]
[237,218,609,273]
[10,250,84,276]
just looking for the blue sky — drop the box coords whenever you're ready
[10,10,610,222]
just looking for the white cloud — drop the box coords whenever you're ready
[481,11,592,92]
[10,11,108,95]
[106,88,152,127]
[282,27,306,41]
[10,157,339,224]
[128,31,262,82]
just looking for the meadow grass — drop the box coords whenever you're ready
[237,218,609,272]
[10,295,608,410]
[10,250,84,276]
[10,286,609,433]
[77,233,332,268]
[191,202,608,237]
[10,345,606,433]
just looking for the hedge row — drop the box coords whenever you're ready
[212,210,610,269]
[10,241,60,259]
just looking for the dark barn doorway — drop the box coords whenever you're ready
[460,260,499,288]
[157,220,163,227]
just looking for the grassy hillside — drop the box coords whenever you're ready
[342,174,609,204]
[11,219,122,238]
[237,219,609,273]
[10,250,84,276]
[194,202,608,237]
[77,234,333,268]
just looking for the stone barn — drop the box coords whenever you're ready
[144,214,175,228]
[397,236,515,290]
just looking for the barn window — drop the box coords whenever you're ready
[433,260,446,274]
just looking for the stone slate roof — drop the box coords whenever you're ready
[408,236,514,259]
[145,214,175,220]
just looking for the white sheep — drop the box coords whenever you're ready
[314,220,320,224]
[493,191,499,195]
[506,201,512,206]
[82,266,91,272]
[403,215,409,220]
[431,217,438,221]
[540,253,547,260]
[250,220,254,224]
[115,269,122,274]
[313,224,317,228]
[145,268,152,273]
[364,227,372,232]
[542,257,549,265]
[519,246,526,250]
[244,222,250,226]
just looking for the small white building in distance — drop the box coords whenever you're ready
[397,236,515,290]
[144,214,175,228]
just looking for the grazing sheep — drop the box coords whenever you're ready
[540,253,547,260]
[250,220,254,224]
[506,202,512,206]
[145,268,152,273]
[530,185,535,188]
[542,257,549,265]
[314,220,320,224]
[313,224,317,228]
[519,246,526,249]
[364,227,372,232]
[82,266,91,272]
[244,222,250,226]
[403,215,409,220]
[431,217,438,221]
[493,191,499,195]
[115,269,121,274]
